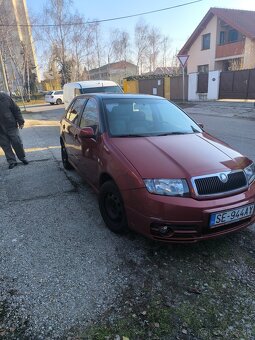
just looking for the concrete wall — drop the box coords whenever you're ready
[188,70,220,100]
[243,38,255,70]
[187,16,218,74]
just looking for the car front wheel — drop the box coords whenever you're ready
[61,142,73,170]
[99,181,128,233]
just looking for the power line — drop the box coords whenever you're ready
[0,0,203,27]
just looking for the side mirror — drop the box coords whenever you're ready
[198,123,204,130]
[79,127,95,138]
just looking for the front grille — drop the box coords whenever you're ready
[193,171,247,196]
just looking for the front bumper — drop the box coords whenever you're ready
[122,184,255,243]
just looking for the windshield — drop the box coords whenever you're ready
[81,86,123,94]
[103,98,202,137]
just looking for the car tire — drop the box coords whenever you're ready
[56,98,62,105]
[99,181,128,233]
[61,141,73,170]
[50,102,54,105]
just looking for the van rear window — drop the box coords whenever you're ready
[81,86,122,94]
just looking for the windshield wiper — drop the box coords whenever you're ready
[155,132,190,136]
[113,134,146,137]
[191,126,201,133]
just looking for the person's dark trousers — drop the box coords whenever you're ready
[0,128,26,165]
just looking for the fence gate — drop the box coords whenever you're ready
[138,78,164,97]
[219,68,255,99]
[170,75,188,100]
[197,73,208,93]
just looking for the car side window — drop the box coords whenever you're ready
[79,98,99,133]
[65,102,75,120]
[67,98,86,124]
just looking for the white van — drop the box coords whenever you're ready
[63,80,123,109]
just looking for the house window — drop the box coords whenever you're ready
[228,29,238,42]
[198,64,209,73]
[219,31,225,45]
[202,33,210,50]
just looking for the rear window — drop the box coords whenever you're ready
[81,86,122,94]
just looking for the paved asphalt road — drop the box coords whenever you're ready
[188,111,255,163]
[0,103,254,338]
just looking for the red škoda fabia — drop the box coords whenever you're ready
[60,94,255,243]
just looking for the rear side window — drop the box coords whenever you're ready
[55,90,63,95]
[81,86,122,94]
[79,98,99,133]
[66,98,86,123]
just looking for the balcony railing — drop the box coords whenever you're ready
[215,40,245,59]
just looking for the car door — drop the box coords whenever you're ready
[76,98,101,186]
[62,97,87,166]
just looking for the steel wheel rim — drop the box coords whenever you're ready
[105,192,122,222]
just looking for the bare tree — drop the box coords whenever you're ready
[110,29,130,63]
[93,22,103,78]
[41,0,77,85]
[147,27,162,72]
[35,0,103,82]
[83,22,100,75]
[160,35,171,68]
[71,14,87,80]
[134,19,150,74]
[170,49,182,75]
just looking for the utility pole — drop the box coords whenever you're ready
[27,57,31,101]
[21,42,31,101]
[0,49,10,93]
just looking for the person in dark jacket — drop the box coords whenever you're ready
[0,92,29,169]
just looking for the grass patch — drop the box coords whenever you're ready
[83,274,254,339]
[84,302,175,339]
[17,100,45,106]
[80,234,255,340]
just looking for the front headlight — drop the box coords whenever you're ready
[144,179,190,197]
[244,162,255,184]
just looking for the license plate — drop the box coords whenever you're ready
[209,204,254,227]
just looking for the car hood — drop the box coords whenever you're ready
[110,133,248,178]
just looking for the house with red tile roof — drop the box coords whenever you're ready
[178,8,255,100]
[179,7,255,73]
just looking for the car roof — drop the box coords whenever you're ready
[64,80,119,88]
[74,93,166,100]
